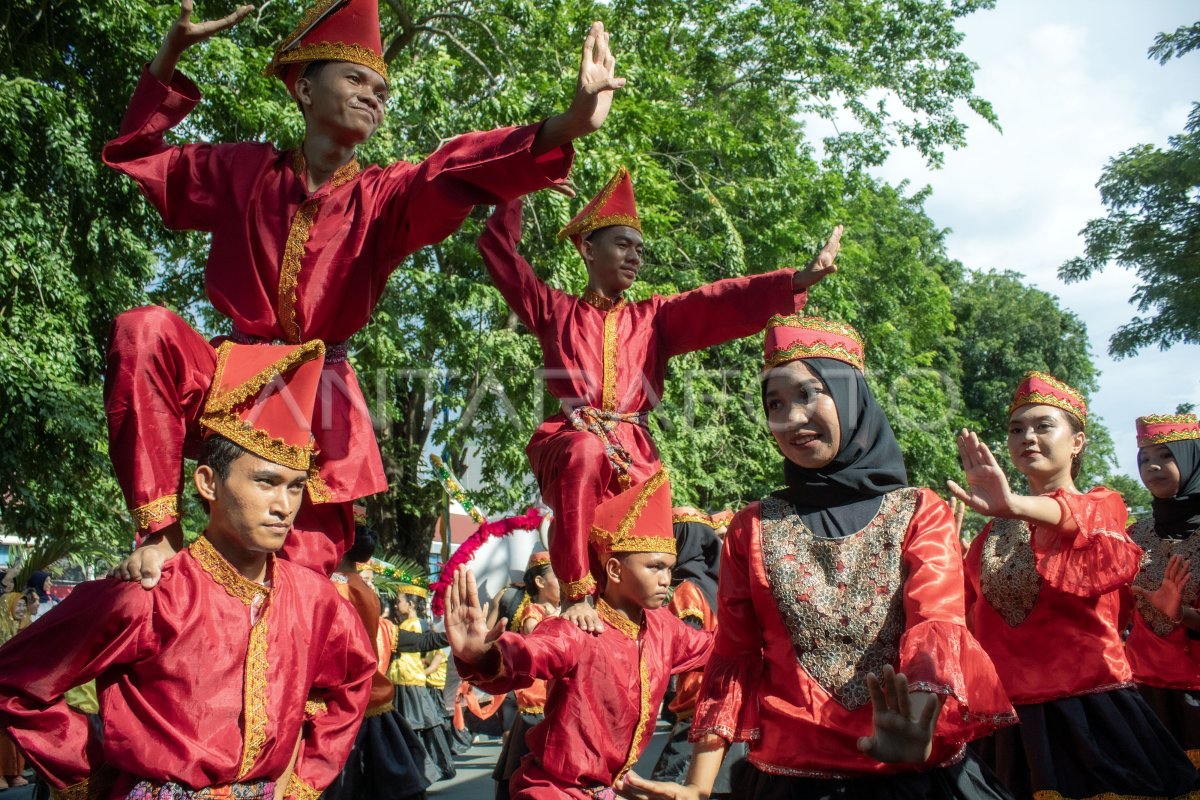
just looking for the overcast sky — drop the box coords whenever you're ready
[816,0,1200,478]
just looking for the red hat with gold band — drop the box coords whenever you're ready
[266,0,388,92]
[1008,371,1087,428]
[558,166,642,254]
[671,507,716,528]
[199,340,329,499]
[526,550,552,570]
[589,469,675,561]
[1136,413,1200,448]
[762,314,865,372]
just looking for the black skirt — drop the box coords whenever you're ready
[1138,683,1200,770]
[975,686,1200,799]
[729,753,1012,800]
[493,711,543,798]
[323,707,432,800]
[730,750,1014,800]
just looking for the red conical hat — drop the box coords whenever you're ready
[589,469,674,562]
[1008,371,1087,428]
[1136,413,1200,448]
[557,166,642,254]
[200,341,327,495]
[266,0,388,92]
[762,314,865,372]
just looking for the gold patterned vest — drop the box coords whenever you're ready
[1128,518,1200,636]
[760,488,920,711]
[979,517,1042,627]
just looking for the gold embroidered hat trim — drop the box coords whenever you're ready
[271,42,389,82]
[1008,371,1087,426]
[1141,429,1200,446]
[589,469,676,554]
[671,513,715,527]
[596,597,641,640]
[131,494,180,532]
[557,166,642,242]
[204,340,327,413]
[763,341,865,372]
[189,536,272,607]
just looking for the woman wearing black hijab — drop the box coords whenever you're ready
[1127,413,1200,769]
[622,315,1016,800]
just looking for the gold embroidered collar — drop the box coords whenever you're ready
[581,289,625,312]
[292,148,362,193]
[189,536,273,606]
[596,597,641,641]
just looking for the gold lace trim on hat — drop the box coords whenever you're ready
[596,597,641,641]
[763,341,864,372]
[766,314,864,343]
[271,42,389,83]
[590,469,675,554]
[558,166,640,241]
[1008,389,1087,427]
[671,513,715,527]
[131,494,179,531]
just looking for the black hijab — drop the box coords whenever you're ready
[1151,439,1200,539]
[672,520,721,612]
[26,571,50,603]
[765,357,909,538]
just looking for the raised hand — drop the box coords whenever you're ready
[566,21,627,136]
[444,568,506,665]
[856,664,941,764]
[1132,554,1192,623]
[946,429,1018,518]
[793,225,844,290]
[150,1,254,82]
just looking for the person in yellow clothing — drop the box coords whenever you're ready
[392,574,457,783]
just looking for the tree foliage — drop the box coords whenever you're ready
[3,0,1126,565]
[1059,21,1200,357]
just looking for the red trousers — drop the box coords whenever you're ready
[104,306,352,575]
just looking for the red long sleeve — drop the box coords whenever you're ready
[477,199,557,334]
[655,269,804,357]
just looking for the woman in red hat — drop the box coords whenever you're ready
[623,315,1017,800]
[1127,413,1200,770]
[951,375,1200,798]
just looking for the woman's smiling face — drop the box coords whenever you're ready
[763,360,841,469]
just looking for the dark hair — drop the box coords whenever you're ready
[345,525,377,564]
[200,434,251,480]
[403,593,428,620]
[522,562,553,601]
[295,60,332,115]
[1065,412,1087,479]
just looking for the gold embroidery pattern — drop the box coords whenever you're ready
[581,289,622,311]
[304,697,328,719]
[508,594,532,632]
[562,574,596,600]
[1031,791,1200,800]
[1139,413,1198,425]
[292,150,362,190]
[278,201,320,343]
[671,514,715,527]
[596,597,641,640]
[237,604,272,779]
[204,340,327,413]
[284,773,321,800]
[590,468,671,550]
[1009,390,1087,427]
[1129,519,1200,636]
[766,314,865,342]
[131,494,179,531]
[271,42,389,83]
[49,779,90,800]
[601,303,625,412]
[763,341,865,372]
[1140,429,1200,446]
[519,704,545,714]
[189,537,272,607]
[557,167,641,241]
[201,413,315,472]
[677,608,705,623]
[980,518,1041,627]
[305,466,334,504]
[617,651,653,780]
[759,489,918,711]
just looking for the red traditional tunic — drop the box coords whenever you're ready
[1124,518,1200,691]
[101,67,573,572]
[457,598,713,797]
[478,200,805,599]
[964,487,1140,705]
[692,489,1015,778]
[513,601,551,715]
[666,581,715,720]
[0,536,376,799]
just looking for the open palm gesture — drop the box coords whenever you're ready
[444,568,506,665]
[165,0,253,54]
[567,22,627,135]
[857,665,942,764]
[1132,554,1192,623]
[794,225,844,290]
[947,429,1017,518]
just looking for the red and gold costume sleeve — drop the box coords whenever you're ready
[1125,518,1200,690]
[694,492,1014,777]
[654,270,805,357]
[1032,487,1141,596]
[477,199,559,335]
[0,579,151,793]
[514,602,552,713]
[288,593,376,800]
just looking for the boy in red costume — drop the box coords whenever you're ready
[0,342,377,800]
[105,0,623,582]
[478,167,842,626]
[446,470,714,798]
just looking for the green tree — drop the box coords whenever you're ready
[1059,21,1200,357]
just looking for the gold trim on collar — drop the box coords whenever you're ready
[188,536,272,607]
[582,289,624,312]
[596,597,641,641]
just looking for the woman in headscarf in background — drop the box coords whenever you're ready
[1126,413,1200,771]
[0,590,33,788]
[625,314,1017,800]
[25,572,55,621]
